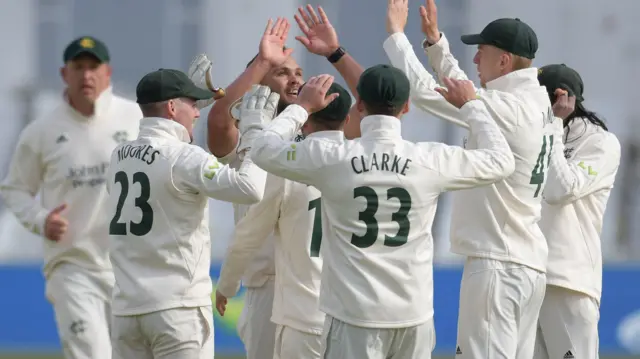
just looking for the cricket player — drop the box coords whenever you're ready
[216,82,351,359]
[107,69,273,359]
[0,36,141,359]
[188,18,300,359]
[251,67,515,358]
[533,64,621,359]
[384,1,553,357]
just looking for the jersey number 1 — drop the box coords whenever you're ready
[109,171,154,236]
[530,135,554,198]
[308,197,322,257]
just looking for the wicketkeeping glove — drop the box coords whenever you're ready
[237,85,280,154]
[187,53,226,109]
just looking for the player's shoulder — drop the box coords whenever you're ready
[109,92,143,119]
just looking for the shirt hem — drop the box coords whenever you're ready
[112,298,213,316]
[545,279,601,304]
[450,248,546,273]
[320,309,434,329]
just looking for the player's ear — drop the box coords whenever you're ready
[401,100,410,114]
[105,63,113,77]
[60,66,68,85]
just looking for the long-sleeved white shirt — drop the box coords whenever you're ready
[251,102,514,328]
[384,32,554,272]
[0,87,142,278]
[217,171,325,334]
[219,144,276,288]
[540,117,620,302]
[107,117,266,316]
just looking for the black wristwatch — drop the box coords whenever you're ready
[327,47,346,63]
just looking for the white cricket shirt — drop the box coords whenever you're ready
[540,117,620,302]
[384,32,554,272]
[107,117,266,316]
[219,145,276,288]
[0,87,141,278]
[252,102,514,328]
[217,171,325,334]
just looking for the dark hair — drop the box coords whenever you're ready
[362,101,404,117]
[566,102,608,131]
[308,115,345,131]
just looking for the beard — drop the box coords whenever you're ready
[277,99,290,115]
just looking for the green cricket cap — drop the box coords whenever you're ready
[461,18,538,59]
[538,64,584,102]
[356,64,410,108]
[304,82,352,122]
[63,36,110,63]
[136,69,214,105]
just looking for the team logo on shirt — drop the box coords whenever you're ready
[67,162,110,188]
[112,131,129,144]
[69,319,86,335]
[56,133,69,144]
[564,147,574,159]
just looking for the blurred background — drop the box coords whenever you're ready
[0,0,639,358]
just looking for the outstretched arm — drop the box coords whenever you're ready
[384,0,467,128]
[294,5,364,97]
[203,18,294,158]
[419,0,470,82]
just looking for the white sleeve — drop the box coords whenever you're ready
[252,105,332,186]
[216,175,285,297]
[172,144,266,204]
[544,125,621,205]
[383,32,468,128]
[421,100,515,191]
[217,138,240,165]
[424,33,472,83]
[0,123,49,236]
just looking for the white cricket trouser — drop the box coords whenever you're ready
[237,278,277,359]
[111,306,213,359]
[456,257,546,359]
[273,324,322,359]
[533,285,600,359]
[45,263,114,359]
[320,316,435,359]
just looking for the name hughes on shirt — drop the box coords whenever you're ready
[116,144,160,165]
[351,153,412,176]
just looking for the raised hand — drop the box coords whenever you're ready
[552,89,576,120]
[435,77,478,109]
[386,0,409,34]
[296,74,340,113]
[258,18,294,67]
[419,0,440,43]
[294,5,340,57]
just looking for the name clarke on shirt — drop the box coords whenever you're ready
[350,153,412,176]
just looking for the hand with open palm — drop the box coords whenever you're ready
[258,17,294,67]
[294,5,340,57]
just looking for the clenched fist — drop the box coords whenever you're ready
[44,203,68,242]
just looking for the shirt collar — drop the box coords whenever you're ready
[138,117,191,143]
[486,68,540,92]
[64,86,114,120]
[360,115,402,138]
[306,130,345,141]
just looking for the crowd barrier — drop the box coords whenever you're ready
[0,264,639,355]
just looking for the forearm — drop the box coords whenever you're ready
[0,186,48,236]
[383,32,468,129]
[207,57,272,157]
[332,53,364,96]
[424,33,470,82]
